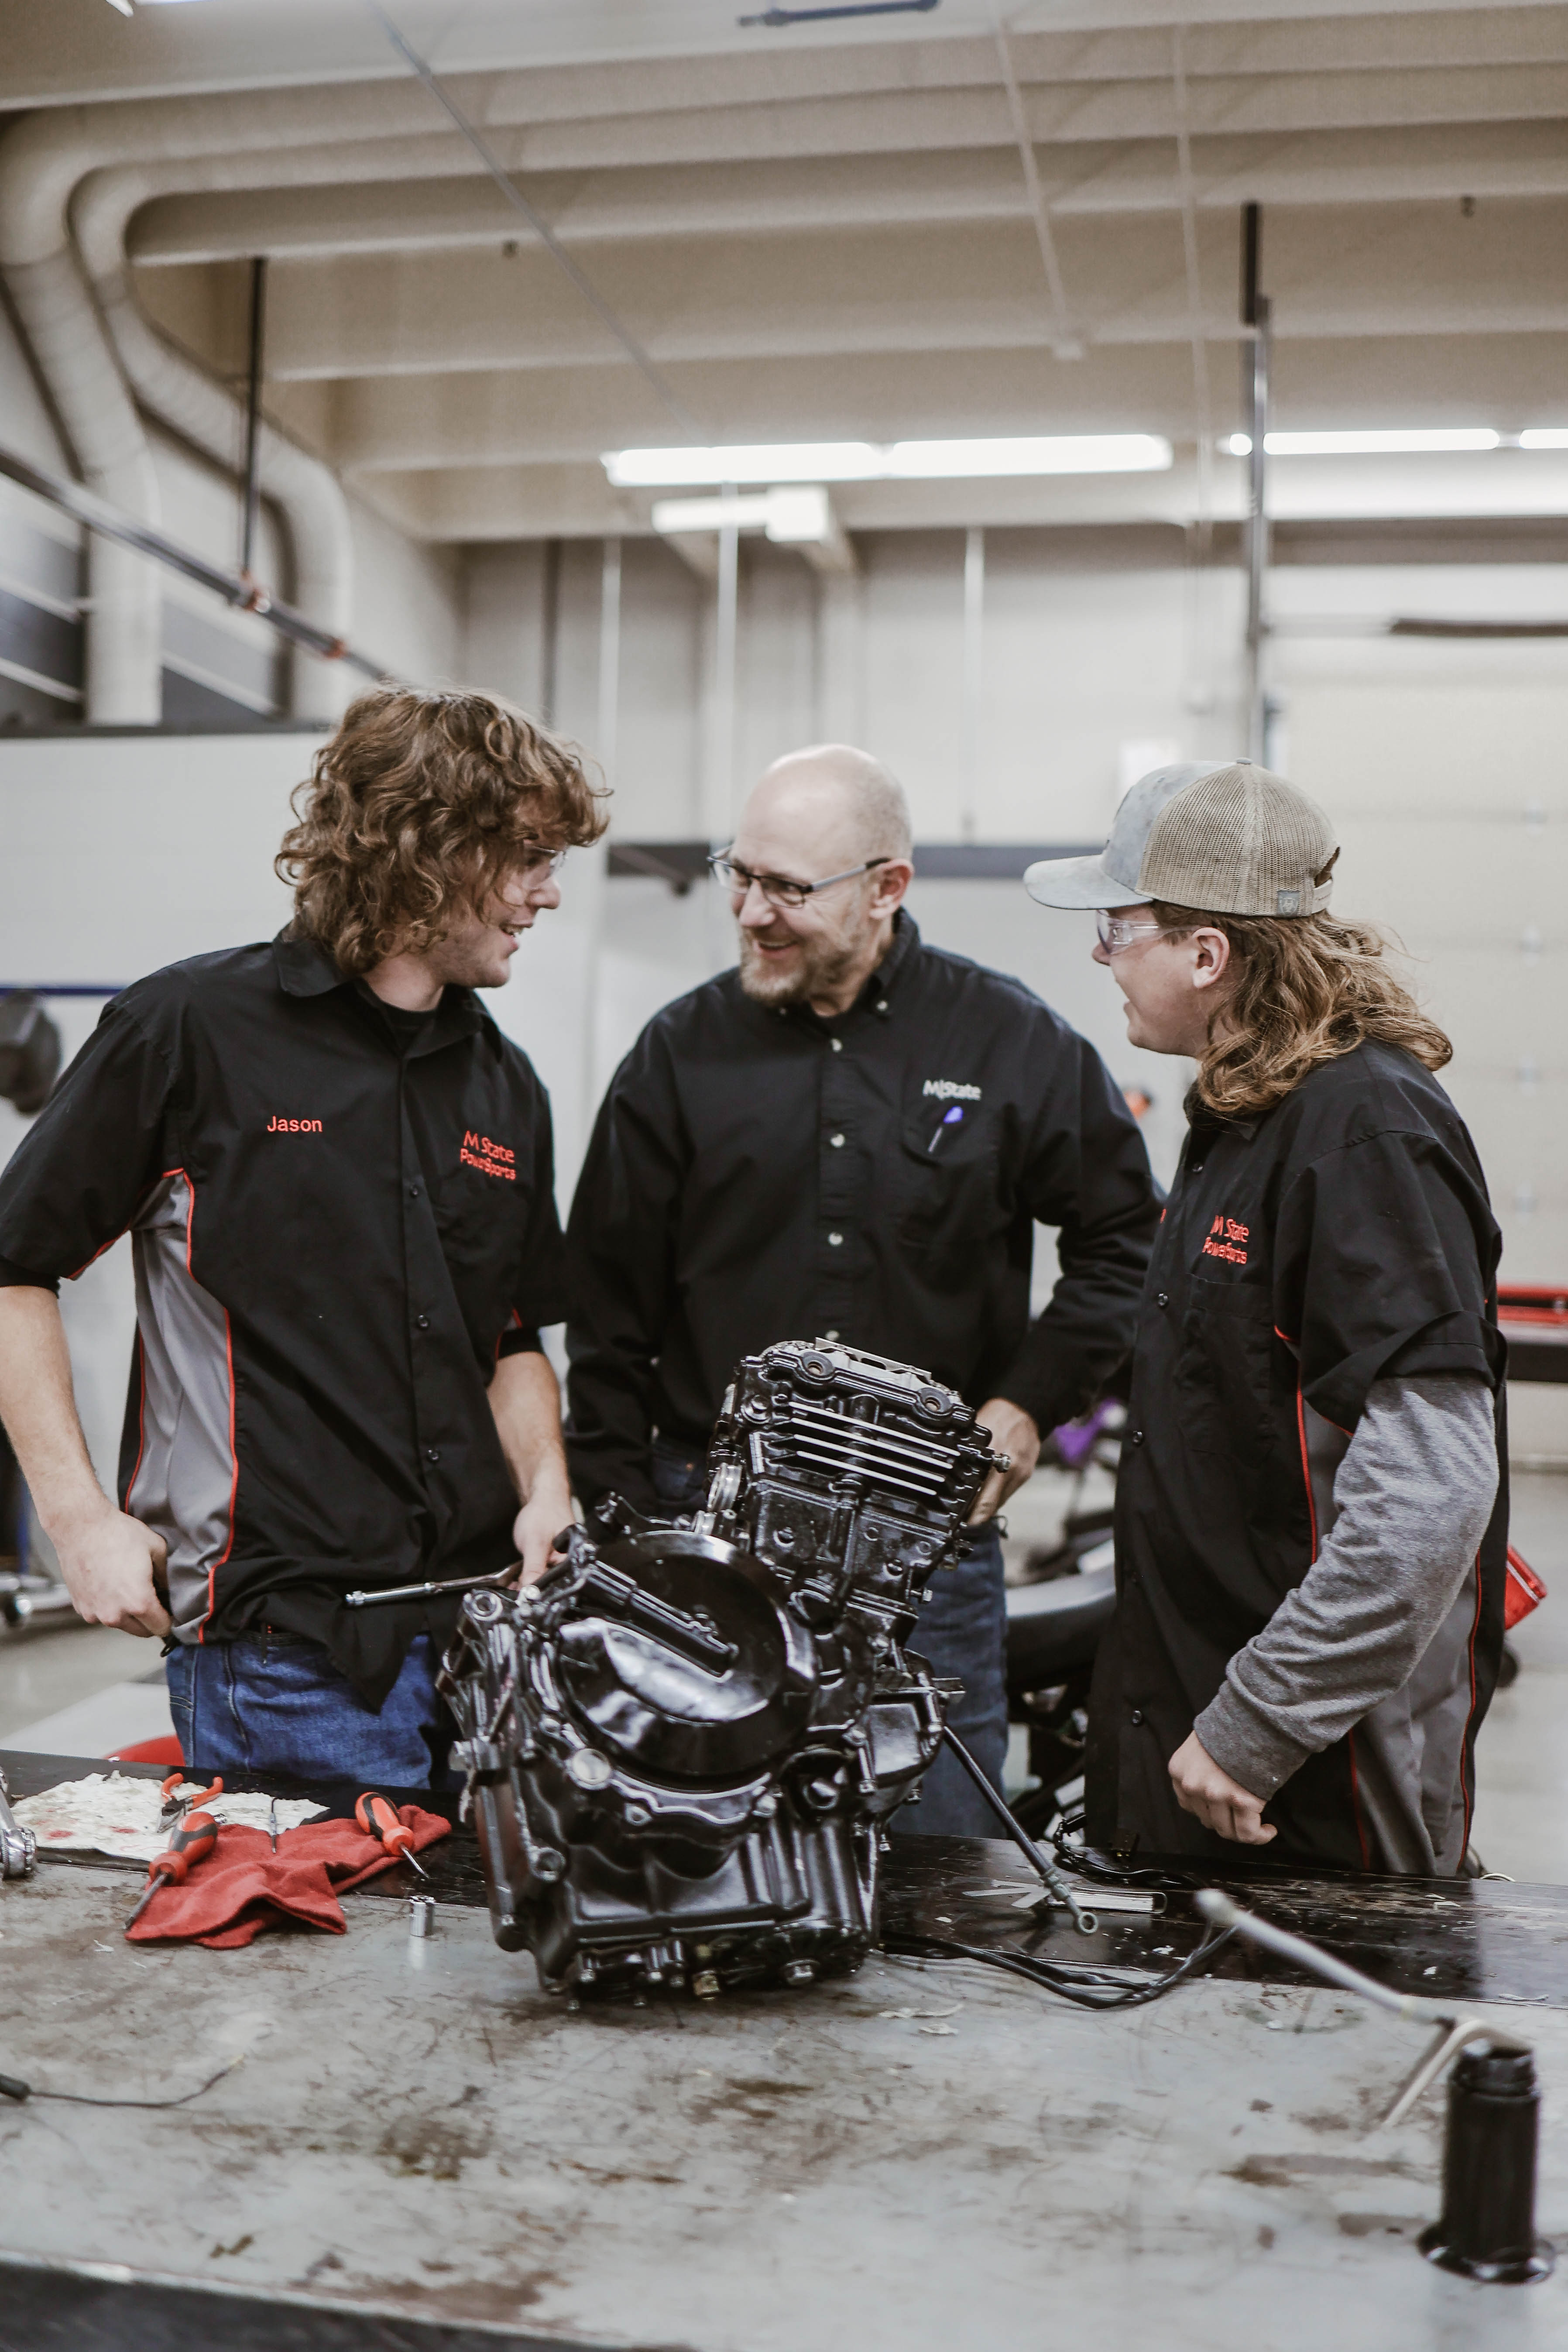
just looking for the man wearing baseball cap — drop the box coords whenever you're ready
[1025,761,1507,1872]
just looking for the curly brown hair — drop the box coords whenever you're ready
[1148,900,1453,1120]
[277,687,607,975]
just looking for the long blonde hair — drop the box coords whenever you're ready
[1149,902,1452,1120]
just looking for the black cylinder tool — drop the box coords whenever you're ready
[1420,2041,1554,2285]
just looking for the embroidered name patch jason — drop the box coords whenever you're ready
[1201,1213,1249,1267]
[267,1116,323,1133]
[461,1130,516,1182]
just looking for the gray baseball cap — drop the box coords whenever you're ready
[1023,759,1339,918]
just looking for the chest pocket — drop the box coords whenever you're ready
[895,1098,1000,1277]
[1175,1273,1280,1457]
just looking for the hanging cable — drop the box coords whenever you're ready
[363,1,705,443]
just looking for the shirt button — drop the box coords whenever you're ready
[408,1185,422,1200]
[1130,1429,1145,1446]
[1191,1163,1204,1174]
[830,1038,844,1054]
[876,999,889,1013]
[830,1132,846,1148]
[826,1329,840,1340]
[1130,1709,1145,1726]
[426,1446,441,1464]
[828,1231,844,1247]
[416,1315,430,1331]
[1156,1292,1169,1309]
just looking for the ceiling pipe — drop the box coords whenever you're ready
[73,165,356,723]
[0,90,457,721]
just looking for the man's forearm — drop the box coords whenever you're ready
[0,1285,169,1635]
[0,1285,113,1537]
[1196,1372,1498,1796]
[488,1349,573,1508]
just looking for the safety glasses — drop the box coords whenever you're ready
[1095,909,1175,955]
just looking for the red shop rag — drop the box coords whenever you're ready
[125,1805,451,1949]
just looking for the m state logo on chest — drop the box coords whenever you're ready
[461,1130,516,1182]
[1201,1212,1250,1267]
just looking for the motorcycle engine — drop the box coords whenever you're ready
[439,1339,1000,2000]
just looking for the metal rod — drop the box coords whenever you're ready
[1240,203,1270,763]
[240,256,268,580]
[710,508,740,839]
[540,537,562,727]
[345,1565,521,1609]
[364,0,703,442]
[994,19,1078,359]
[961,526,984,843]
[0,443,395,686]
[940,1724,1097,1933]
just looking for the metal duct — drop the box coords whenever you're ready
[74,166,355,723]
[0,90,443,723]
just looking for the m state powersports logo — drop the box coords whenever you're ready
[461,1130,516,1182]
[922,1078,982,1102]
[1201,1213,1249,1267]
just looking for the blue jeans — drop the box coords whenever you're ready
[166,1632,452,1788]
[649,1439,1008,1839]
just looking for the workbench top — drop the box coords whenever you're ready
[4,1792,1568,2352]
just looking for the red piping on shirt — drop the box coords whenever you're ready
[197,1309,240,1645]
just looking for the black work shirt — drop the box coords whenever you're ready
[565,915,1159,1509]
[1088,1039,1508,1867]
[0,936,567,1704]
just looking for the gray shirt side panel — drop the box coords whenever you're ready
[123,1174,237,1639]
[1194,1371,1498,1864]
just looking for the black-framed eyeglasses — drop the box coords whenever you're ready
[708,851,890,911]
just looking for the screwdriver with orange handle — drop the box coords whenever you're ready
[354,1791,429,1878]
[126,1807,221,1928]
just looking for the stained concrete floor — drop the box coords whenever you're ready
[4,1467,1567,1877]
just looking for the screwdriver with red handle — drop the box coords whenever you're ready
[354,1792,429,1878]
[126,1807,220,1928]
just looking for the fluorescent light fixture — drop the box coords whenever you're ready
[652,494,775,532]
[1226,429,1501,458]
[103,0,133,14]
[1521,429,1568,450]
[651,486,839,545]
[607,434,1172,488]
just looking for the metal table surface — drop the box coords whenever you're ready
[4,1751,1568,2352]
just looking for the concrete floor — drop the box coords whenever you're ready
[4,1466,1566,1877]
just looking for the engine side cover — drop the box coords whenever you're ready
[440,1341,1001,2002]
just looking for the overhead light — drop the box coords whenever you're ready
[652,484,857,577]
[1225,429,1501,458]
[1521,429,1568,450]
[103,0,133,14]
[607,434,1172,488]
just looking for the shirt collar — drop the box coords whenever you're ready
[272,930,486,1049]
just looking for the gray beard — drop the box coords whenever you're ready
[737,929,861,1007]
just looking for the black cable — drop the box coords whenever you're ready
[0,2057,242,2109]
[1050,1802,1201,1891]
[882,1922,1236,2011]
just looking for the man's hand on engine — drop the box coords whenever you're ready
[968,1397,1041,1524]
[1168,1731,1276,1845]
[513,1482,576,1586]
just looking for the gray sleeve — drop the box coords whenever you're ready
[1194,1372,1498,1798]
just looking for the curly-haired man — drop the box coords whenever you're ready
[0,688,605,1785]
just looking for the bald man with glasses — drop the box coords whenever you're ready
[566,745,1159,1834]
